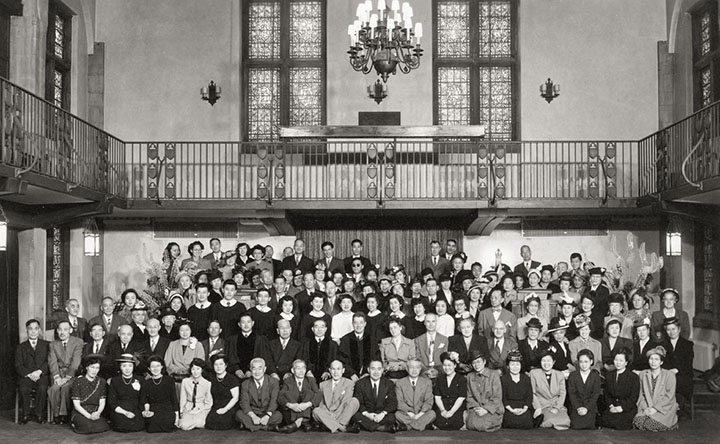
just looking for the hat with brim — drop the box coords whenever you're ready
[470,351,487,363]
[506,350,523,363]
[608,293,625,305]
[646,345,666,359]
[160,306,177,319]
[557,295,577,307]
[572,270,589,281]
[131,301,147,312]
[662,316,680,327]
[541,265,555,275]
[466,285,482,296]
[526,317,544,331]
[633,317,651,329]
[378,275,393,283]
[527,268,541,279]
[559,271,573,282]
[115,353,139,366]
[574,314,592,330]
[588,266,606,276]
[483,270,499,280]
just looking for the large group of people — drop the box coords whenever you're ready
[15,238,694,435]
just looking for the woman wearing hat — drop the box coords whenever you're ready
[178,358,212,430]
[631,318,658,372]
[464,351,503,432]
[567,349,601,429]
[165,322,206,383]
[578,292,604,340]
[633,346,678,431]
[526,268,543,290]
[552,295,578,341]
[551,272,581,306]
[174,272,195,308]
[650,288,691,342]
[141,355,179,432]
[626,289,652,327]
[601,319,634,373]
[604,292,634,339]
[571,270,588,296]
[518,317,549,373]
[205,354,241,430]
[545,318,574,377]
[501,350,533,429]
[167,291,188,321]
[661,316,694,409]
[539,265,561,294]
[69,355,110,434]
[529,349,571,430]
[433,352,467,430]
[601,347,639,430]
[517,293,548,341]
[568,315,603,373]
[108,353,145,432]
[159,306,180,341]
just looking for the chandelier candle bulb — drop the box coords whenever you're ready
[391,0,400,11]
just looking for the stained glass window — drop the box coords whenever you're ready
[692,1,719,111]
[45,1,71,110]
[51,226,63,311]
[54,15,65,58]
[53,70,64,108]
[243,0,325,141]
[701,66,712,107]
[434,0,517,139]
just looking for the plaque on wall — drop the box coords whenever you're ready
[358,112,401,126]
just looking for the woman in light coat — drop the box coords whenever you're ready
[178,358,213,430]
[633,346,678,431]
[379,319,416,379]
[529,349,571,430]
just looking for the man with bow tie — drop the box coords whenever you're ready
[15,319,50,424]
[477,289,517,340]
[48,320,83,424]
[275,359,322,433]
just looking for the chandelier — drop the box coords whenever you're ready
[348,0,423,83]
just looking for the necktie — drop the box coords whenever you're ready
[210,338,215,350]
[63,342,67,351]
[495,339,501,353]
[297,380,302,391]
[122,343,127,352]
[412,380,416,388]
[192,381,198,408]
[257,381,262,391]
[30,340,36,350]
[373,382,378,398]
[296,255,301,265]
[106,318,112,330]
[433,257,437,265]
[71,319,77,330]
[151,338,156,351]
[332,382,337,392]
[94,342,99,354]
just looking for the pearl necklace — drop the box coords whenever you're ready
[121,376,134,386]
[151,375,163,385]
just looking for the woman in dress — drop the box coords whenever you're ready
[167,291,188,321]
[466,285,483,325]
[501,350,533,429]
[578,293,604,340]
[465,352,504,432]
[434,299,455,338]
[365,295,387,343]
[650,288,691,342]
[108,353,144,432]
[379,319,415,380]
[552,296,578,341]
[517,294,548,340]
[70,355,110,434]
[633,346,679,431]
[571,269,588,296]
[117,289,139,323]
[405,298,428,340]
[330,294,355,342]
[529,350,571,430]
[433,352,467,430]
[518,317,549,373]
[141,355,179,433]
[205,354,240,430]
[162,242,182,285]
[567,349,601,429]
[165,322,205,383]
[387,295,410,334]
[601,347,639,430]
[178,358,213,430]
[300,293,332,341]
[626,290,652,328]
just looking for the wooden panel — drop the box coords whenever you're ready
[280,125,485,139]
[0,227,19,409]
[358,112,401,126]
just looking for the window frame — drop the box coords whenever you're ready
[432,0,519,140]
[45,0,73,110]
[240,0,327,142]
[691,0,720,111]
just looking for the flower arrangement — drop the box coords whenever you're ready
[138,244,172,318]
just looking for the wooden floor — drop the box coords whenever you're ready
[0,410,717,444]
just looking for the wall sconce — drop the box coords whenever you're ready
[0,204,7,252]
[83,218,100,256]
[540,78,560,103]
[201,80,221,106]
[368,79,388,104]
[665,217,681,256]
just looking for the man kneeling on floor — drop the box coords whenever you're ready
[236,357,282,431]
[352,360,397,433]
[395,358,436,431]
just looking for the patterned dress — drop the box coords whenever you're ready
[70,376,110,434]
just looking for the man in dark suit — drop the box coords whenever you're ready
[143,318,171,364]
[128,302,149,345]
[413,314,448,380]
[342,238,373,274]
[420,240,452,281]
[352,360,397,432]
[236,357,283,431]
[83,321,113,379]
[203,237,224,269]
[48,320,83,423]
[443,239,460,262]
[276,359,322,433]
[419,278,448,314]
[339,313,379,380]
[316,241,346,281]
[486,320,518,370]
[513,244,541,278]
[260,319,302,381]
[15,319,50,424]
[227,314,262,380]
[108,324,148,375]
[295,273,327,316]
[200,320,225,362]
[448,317,489,374]
[87,296,128,343]
[265,245,283,278]
[268,275,291,311]
[281,239,315,275]
[55,298,87,341]
[301,318,337,381]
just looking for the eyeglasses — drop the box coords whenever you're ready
[352,263,362,267]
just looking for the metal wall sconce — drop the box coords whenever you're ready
[540,78,560,103]
[201,80,221,106]
[368,79,388,104]
[83,218,100,256]
[0,204,7,251]
[665,217,681,256]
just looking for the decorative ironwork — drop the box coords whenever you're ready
[703,226,714,312]
[384,142,395,199]
[256,144,271,200]
[51,226,63,311]
[164,143,176,199]
[478,1,511,57]
[147,143,159,199]
[248,2,281,59]
[479,67,513,140]
[2,82,24,162]
[437,2,469,58]
[290,2,322,58]
[289,68,323,127]
[438,67,470,126]
[367,143,378,199]
[701,67,713,107]
[587,142,599,198]
[274,145,285,199]
[248,68,281,141]
[477,143,489,198]
[53,70,64,108]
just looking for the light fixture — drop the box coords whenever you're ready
[665,217,681,256]
[0,204,7,252]
[83,218,100,256]
[348,0,423,85]
[201,80,221,106]
[540,78,560,103]
[368,79,388,104]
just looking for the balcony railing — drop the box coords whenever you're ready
[639,100,720,195]
[0,77,126,198]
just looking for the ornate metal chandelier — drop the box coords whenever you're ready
[348,0,423,83]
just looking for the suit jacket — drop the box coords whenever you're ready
[143,335,171,362]
[395,376,433,414]
[354,376,397,414]
[203,251,224,269]
[477,308,518,339]
[87,314,128,342]
[600,336,634,367]
[55,313,88,341]
[82,339,113,378]
[420,256,451,281]
[413,332,448,372]
[379,336,416,371]
[547,339,573,372]
[108,340,148,375]
[282,254,315,275]
[278,376,322,408]
[226,332,261,374]
[295,289,327,316]
[604,369,639,413]
[130,322,149,344]
[15,339,50,379]
[316,257,345,280]
[567,369,602,410]
[513,260,541,278]
[585,285,610,317]
[419,293,450,314]
[529,368,566,410]
[319,377,355,412]
[338,331,379,378]
[631,338,658,371]
[301,336,338,378]
[343,255,373,274]
[486,336,518,370]
[518,338,550,373]
[260,336,302,377]
[240,376,280,414]
[448,334,490,372]
[48,336,84,379]
[200,337,225,362]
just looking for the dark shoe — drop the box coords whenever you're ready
[396,422,407,432]
[36,417,47,425]
[309,421,325,432]
[267,424,281,433]
[345,423,360,434]
[389,424,397,434]
[18,416,29,425]
[281,423,299,434]
[300,421,312,432]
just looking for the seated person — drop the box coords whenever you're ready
[140,356,179,433]
[83,322,113,379]
[601,347,639,430]
[200,320,225,363]
[477,289,517,340]
[338,312,379,381]
[48,320,83,424]
[518,317,549,373]
[236,358,283,432]
[486,320,518,370]
[276,359,322,433]
[164,322,205,382]
[312,360,361,433]
[448,317,489,375]
[465,352,503,432]
[567,349,601,430]
[395,359,436,431]
[178,358,213,431]
[568,314,602,373]
[302,318,338,382]
[501,350,533,429]
[413,313,448,380]
[205,354,241,430]
[260,319,302,381]
[601,319,633,373]
[143,318,171,367]
[529,350,571,430]
[379,319,415,380]
[633,346,678,431]
[604,293,634,339]
[109,324,148,376]
[632,318,658,373]
[15,319,50,425]
[433,353,467,430]
[70,355,110,434]
[546,318,574,377]
[352,360,398,432]
[108,354,145,433]
[226,314,261,380]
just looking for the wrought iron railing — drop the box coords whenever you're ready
[0,77,126,197]
[639,100,720,195]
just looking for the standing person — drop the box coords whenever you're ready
[317,241,345,280]
[186,283,214,341]
[651,288,691,342]
[141,356,179,433]
[281,239,315,275]
[212,279,247,339]
[180,241,212,273]
[312,360,360,433]
[162,242,182,285]
[477,289,517,340]
[58,298,88,340]
[247,288,276,339]
[605,293,634,339]
[500,350,533,429]
[205,354,240,430]
[331,294,355,342]
[352,360,398,433]
[465,352,503,432]
[433,352,466,431]
[343,238,373,274]
[601,348,639,430]
[203,237,223,269]
[108,354,145,432]
[513,245,540,279]
[394,359,436,431]
[177,358,213,430]
[48,320,83,424]
[421,240,451,281]
[69,355,110,434]
[15,319,50,424]
[568,315,602,373]
[529,350,571,430]
[338,313,379,381]
[276,359,322,433]
[633,346,679,431]
[585,267,610,318]
[236,358,283,432]
[661,316,694,411]
[88,296,128,343]
[227,313,261,381]
[601,319,634,373]
[567,349,601,429]
[517,294,548,340]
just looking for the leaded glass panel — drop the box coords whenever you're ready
[479,66,512,140]
[290,2,322,58]
[701,66,712,106]
[437,2,469,58]
[249,2,281,59]
[701,12,711,56]
[53,70,64,108]
[290,67,322,126]
[438,67,470,126]
[479,1,511,57]
[248,68,280,141]
[54,15,65,58]
[52,226,62,311]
